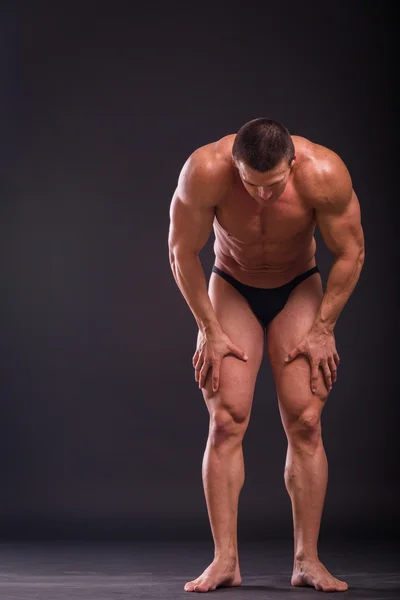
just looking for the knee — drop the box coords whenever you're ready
[209,407,247,447]
[286,410,322,450]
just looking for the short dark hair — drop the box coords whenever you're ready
[232,118,295,172]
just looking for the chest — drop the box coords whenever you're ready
[215,186,314,245]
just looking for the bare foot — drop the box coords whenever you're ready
[184,556,241,593]
[292,559,348,592]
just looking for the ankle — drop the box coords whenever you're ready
[214,550,237,565]
[294,550,319,564]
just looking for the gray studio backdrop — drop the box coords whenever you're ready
[1,2,397,540]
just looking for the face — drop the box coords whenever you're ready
[234,157,296,206]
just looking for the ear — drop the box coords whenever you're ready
[290,155,297,168]
[231,154,238,169]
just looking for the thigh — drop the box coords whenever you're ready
[199,272,265,422]
[266,271,327,426]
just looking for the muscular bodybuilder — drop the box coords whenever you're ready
[168,118,365,593]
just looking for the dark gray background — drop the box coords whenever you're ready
[1,1,397,541]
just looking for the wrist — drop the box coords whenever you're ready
[199,320,222,335]
[311,320,335,336]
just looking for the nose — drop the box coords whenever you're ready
[257,187,272,199]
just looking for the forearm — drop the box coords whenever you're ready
[313,249,365,333]
[169,250,221,333]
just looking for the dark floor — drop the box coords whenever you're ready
[0,540,398,599]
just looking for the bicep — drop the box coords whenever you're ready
[316,190,364,257]
[168,190,215,256]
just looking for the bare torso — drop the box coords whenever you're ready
[210,135,318,287]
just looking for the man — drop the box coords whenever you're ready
[168,118,365,593]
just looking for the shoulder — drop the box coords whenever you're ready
[176,135,234,207]
[293,137,353,212]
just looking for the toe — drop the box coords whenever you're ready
[184,580,197,592]
[323,579,348,593]
[318,579,332,592]
[193,581,209,592]
[333,577,348,591]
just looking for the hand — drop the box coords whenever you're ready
[284,328,340,394]
[193,327,248,392]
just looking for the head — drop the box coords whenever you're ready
[232,118,296,205]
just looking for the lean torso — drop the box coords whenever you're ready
[212,134,318,288]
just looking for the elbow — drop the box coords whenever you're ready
[169,247,198,266]
[335,244,365,267]
[169,248,179,281]
[358,244,365,267]
[353,246,365,268]
[351,245,365,276]
[168,241,180,264]
[169,247,180,276]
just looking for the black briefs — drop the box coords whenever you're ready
[211,264,320,329]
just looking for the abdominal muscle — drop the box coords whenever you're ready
[213,219,317,288]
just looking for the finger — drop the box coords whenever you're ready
[321,360,332,391]
[230,344,248,361]
[194,354,203,383]
[192,349,199,367]
[285,346,301,363]
[212,360,221,392]
[310,362,320,394]
[334,353,340,366]
[328,356,337,383]
[193,350,201,371]
[199,360,211,389]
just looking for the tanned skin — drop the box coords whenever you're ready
[168,133,364,593]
